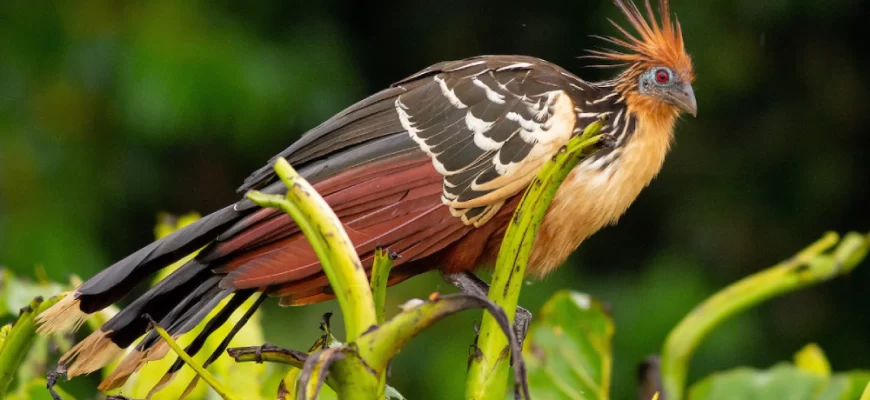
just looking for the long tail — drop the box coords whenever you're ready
[38,205,244,333]
[35,204,251,381]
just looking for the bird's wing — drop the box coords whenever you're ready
[59,56,593,315]
[392,56,582,226]
[210,56,589,293]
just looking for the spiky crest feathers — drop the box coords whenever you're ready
[587,0,694,92]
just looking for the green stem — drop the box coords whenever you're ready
[147,317,242,400]
[247,158,381,399]
[369,248,393,397]
[358,293,525,381]
[371,248,394,325]
[659,231,869,400]
[246,158,377,342]
[466,121,605,400]
[0,295,62,395]
[298,347,342,400]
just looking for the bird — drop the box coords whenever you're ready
[37,0,696,392]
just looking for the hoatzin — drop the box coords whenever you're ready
[38,0,696,391]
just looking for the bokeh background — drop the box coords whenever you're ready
[1,0,869,398]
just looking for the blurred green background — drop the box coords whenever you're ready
[1,0,868,399]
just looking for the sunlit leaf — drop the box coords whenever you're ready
[524,290,613,400]
[689,363,870,400]
[794,343,832,377]
[0,269,65,317]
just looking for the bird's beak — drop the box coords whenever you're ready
[669,84,698,117]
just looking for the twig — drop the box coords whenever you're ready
[227,344,308,368]
[46,365,66,400]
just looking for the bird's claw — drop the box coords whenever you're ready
[440,271,533,346]
[600,133,618,149]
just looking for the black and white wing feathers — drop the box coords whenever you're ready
[394,56,592,226]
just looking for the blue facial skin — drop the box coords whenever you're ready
[639,66,697,116]
[639,66,676,95]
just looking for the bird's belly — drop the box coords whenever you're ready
[527,124,672,277]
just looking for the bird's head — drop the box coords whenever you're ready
[588,0,697,118]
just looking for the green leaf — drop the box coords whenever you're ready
[689,364,870,400]
[524,290,614,400]
[794,343,832,377]
[0,268,65,317]
[385,385,406,399]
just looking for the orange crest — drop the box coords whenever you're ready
[588,0,694,82]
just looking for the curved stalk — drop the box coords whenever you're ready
[466,121,605,400]
[371,248,394,325]
[246,158,377,342]
[246,158,380,399]
[659,231,869,400]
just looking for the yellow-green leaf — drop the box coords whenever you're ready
[861,379,870,400]
[794,343,832,377]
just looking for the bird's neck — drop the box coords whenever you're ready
[527,94,678,278]
[624,90,681,129]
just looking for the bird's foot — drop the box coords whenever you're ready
[440,271,533,345]
[513,304,532,347]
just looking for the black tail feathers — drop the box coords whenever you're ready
[77,204,244,313]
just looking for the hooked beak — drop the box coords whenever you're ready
[669,84,698,117]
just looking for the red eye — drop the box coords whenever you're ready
[655,69,671,84]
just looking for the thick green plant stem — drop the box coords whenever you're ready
[466,121,604,400]
[146,316,242,400]
[369,248,393,397]
[358,293,526,387]
[0,295,62,395]
[247,158,377,342]
[659,231,870,400]
[247,158,380,399]
[371,248,394,325]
